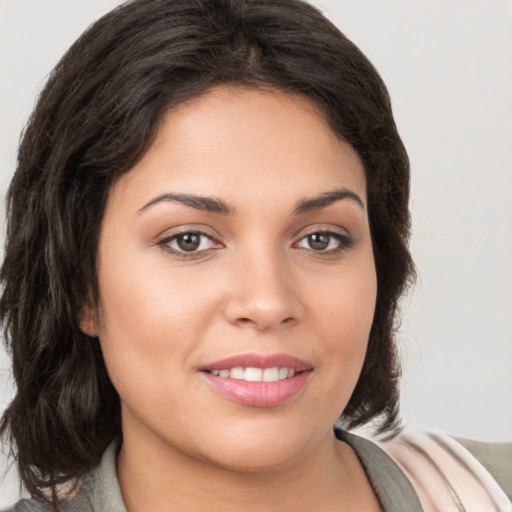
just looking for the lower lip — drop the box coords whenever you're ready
[200,371,312,407]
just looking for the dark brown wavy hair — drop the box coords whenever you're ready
[0,0,414,503]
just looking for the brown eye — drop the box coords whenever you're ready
[295,231,353,253]
[159,231,221,255]
[176,233,201,252]
[307,233,330,251]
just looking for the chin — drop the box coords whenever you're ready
[191,420,326,474]
[201,444,307,474]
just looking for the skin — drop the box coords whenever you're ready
[82,86,381,511]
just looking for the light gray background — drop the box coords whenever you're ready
[1,0,511,505]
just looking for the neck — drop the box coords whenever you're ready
[117,424,381,512]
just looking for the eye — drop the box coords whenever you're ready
[158,231,221,255]
[295,231,352,252]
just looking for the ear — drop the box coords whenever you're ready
[79,301,99,337]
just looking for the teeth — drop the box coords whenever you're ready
[262,367,280,382]
[245,367,263,381]
[230,367,245,379]
[211,366,298,382]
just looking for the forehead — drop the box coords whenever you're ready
[108,86,367,214]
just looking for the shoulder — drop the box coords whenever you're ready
[1,494,87,512]
[1,441,125,512]
[338,430,424,511]
[2,478,100,512]
[455,436,512,501]
[373,429,512,510]
[1,499,50,512]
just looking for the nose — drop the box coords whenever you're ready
[223,248,303,331]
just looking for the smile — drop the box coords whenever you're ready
[210,367,296,382]
[200,354,313,407]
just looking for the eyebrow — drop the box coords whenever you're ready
[138,193,236,215]
[137,187,364,216]
[292,188,364,215]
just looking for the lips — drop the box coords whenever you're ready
[199,353,313,407]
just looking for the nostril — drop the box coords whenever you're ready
[234,316,296,329]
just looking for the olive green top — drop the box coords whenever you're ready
[4,432,511,512]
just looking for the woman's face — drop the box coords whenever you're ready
[86,86,377,471]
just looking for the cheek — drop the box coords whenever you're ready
[307,256,377,374]
[311,257,377,336]
[299,262,376,425]
[94,252,225,391]
[97,246,215,337]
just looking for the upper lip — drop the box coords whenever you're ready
[200,353,313,372]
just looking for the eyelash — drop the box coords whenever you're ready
[157,230,221,259]
[293,231,354,254]
[157,229,353,259]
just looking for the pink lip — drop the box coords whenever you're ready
[200,353,312,372]
[199,353,313,408]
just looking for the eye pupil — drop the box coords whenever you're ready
[177,233,200,251]
[308,233,329,250]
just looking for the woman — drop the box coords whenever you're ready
[0,0,510,510]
